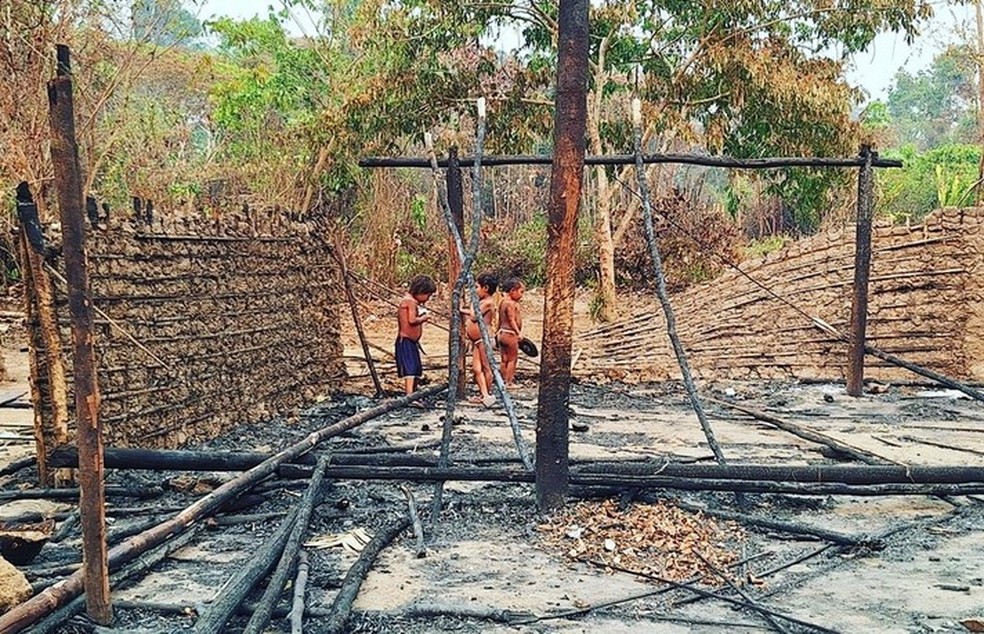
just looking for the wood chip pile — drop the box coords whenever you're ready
[539,499,745,583]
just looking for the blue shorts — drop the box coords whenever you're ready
[395,337,422,378]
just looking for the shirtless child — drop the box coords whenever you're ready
[396,274,437,397]
[460,272,498,407]
[496,276,525,386]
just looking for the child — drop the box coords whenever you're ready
[460,272,498,407]
[396,274,437,396]
[496,276,525,386]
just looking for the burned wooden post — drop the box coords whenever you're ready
[847,144,875,397]
[446,147,468,399]
[536,0,590,511]
[331,233,383,397]
[15,183,71,487]
[47,44,111,624]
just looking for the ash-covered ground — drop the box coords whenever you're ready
[4,378,984,633]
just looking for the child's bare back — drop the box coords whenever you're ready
[496,277,525,386]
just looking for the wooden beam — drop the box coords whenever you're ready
[446,147,467,400]
[536,0,590,512]
[47,44,110,625]
[847,145,875,396]
[358,154,904,169]
[0,385,445,634]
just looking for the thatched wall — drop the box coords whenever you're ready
[581,208,984,383]
[28,206,345,463]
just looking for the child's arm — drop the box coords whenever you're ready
[400,299,430,326]
[503,302,521,334]
[411,302,430,325]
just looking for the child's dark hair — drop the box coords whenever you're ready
[408,274,437,296]
[501,276,523,292]
[476,272,498,294]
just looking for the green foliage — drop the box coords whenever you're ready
[878,144,981,222]
[744,235,789,259]
[475,214,550,285]
[886,45,977,151]
[207,16,324,158]
[410,195,428,231]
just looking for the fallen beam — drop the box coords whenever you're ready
[193,507,299,633]
[280,462,984,486]
[48,446,437,471]
[706,397,891,464]
[0,456,35,478]
[242,457,330,634]
[0,486,160,502]
[0,385,445,634]
[672,500,865,547]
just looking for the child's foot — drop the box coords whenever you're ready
[481,394,496,408]
[467,396,484,405]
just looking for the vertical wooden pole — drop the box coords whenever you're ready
[847,145,875,397]
[446,147,467,399]
[536,0,589,512]
[15,182,71,487]
[48,44,111,624]
[332,233,383,397]
[15,217,50,486]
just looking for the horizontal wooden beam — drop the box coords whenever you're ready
[359,153,903,170]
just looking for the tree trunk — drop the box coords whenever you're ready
[587,36,616,323]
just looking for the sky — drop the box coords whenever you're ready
[194,0,975,103]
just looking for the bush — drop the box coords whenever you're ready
[616,191,742,292]
[879,144,981,223]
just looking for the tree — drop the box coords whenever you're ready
[887,45,977,150]
[132,0,204,47]
[462,0,933,318]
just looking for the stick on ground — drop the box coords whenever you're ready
[290,550,309,634]
[323,517,411,634]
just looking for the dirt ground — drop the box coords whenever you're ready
[2,288,984,633]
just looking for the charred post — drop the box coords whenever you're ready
[15,182,71,487]
[847,145,875,396]
[446,147,467,399]
[535,0,590,512]
[47,44,111,624]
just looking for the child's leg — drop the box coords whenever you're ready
[479,344,494,395]
[472,348,489,398]
[503,346,517,384]
[405,376,415,396]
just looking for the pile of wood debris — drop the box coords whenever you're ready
[538,498,745,583]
